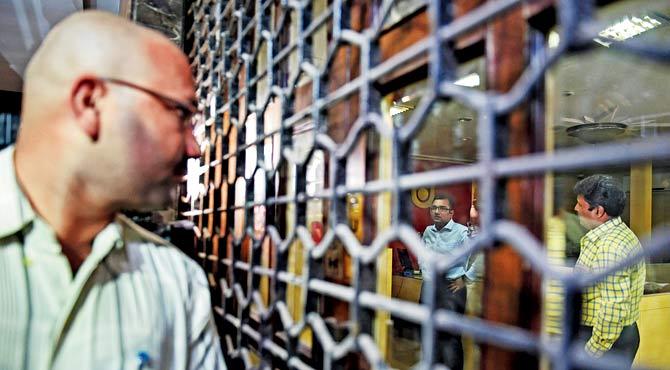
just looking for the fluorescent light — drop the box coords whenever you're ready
[390,106,411,116]
[454,73,480,88]
[596,15,662,45]
[593,38,612,47]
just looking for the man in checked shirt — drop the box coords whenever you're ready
[573,174,646,366]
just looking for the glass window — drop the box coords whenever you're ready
[543,1,670,367]
[381,57,485,370]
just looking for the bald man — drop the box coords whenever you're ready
[0,11,226,370]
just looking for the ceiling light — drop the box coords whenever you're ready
[390,105,412,116]
[401,95,412,103]
[454,73,480,88]
[594,15,663,47]
[566,122,628,144]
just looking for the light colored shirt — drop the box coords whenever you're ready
[420,219,472,280]
[0,146,226,370]
[576,217,646,356]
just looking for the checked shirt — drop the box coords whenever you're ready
[576,217,646,356]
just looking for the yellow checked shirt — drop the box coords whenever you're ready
[576,217,646,356]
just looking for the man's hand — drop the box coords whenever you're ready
[449,277,465,292]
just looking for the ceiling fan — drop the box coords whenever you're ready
[560,107,670,144]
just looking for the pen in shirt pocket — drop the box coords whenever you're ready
[136,351,152,370]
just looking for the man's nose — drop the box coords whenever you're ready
[184,131,201,159]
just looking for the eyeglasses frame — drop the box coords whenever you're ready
[99,77,198,126]
[429,205,453,212]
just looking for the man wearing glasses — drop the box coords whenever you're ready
[0,11,225,370]
[420,193,473,370]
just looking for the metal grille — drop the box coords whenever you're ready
[0,113,20,151]
[183,0,670,369]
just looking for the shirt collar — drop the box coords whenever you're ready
[0,146,125,259]
[583,216,623,242]
[92,217,125,255]
[432,219,455,232]
[0,146,36,238]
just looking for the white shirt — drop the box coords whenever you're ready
[420,219,471,280]
[0,146,226,370]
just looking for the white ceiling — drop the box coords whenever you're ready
[0,0,124,92]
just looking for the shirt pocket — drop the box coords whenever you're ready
[439,241,463,253]
[94,324,164,370]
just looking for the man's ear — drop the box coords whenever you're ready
[71,77,105,141]
[594,205,607,219]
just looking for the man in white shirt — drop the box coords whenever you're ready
[0,11,226,370]
[420,193,472,370]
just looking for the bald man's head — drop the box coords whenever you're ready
[22,11,191,121]
[15,11,199,214]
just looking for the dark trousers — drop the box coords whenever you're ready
[577,323,639,368]
[420,278,467,370]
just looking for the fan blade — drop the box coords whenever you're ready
[594,110,611,122]
[561,117,584,124]
[593,103,619,122]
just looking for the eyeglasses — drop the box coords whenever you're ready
[429,206,452,212]
[100,77,198,126]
